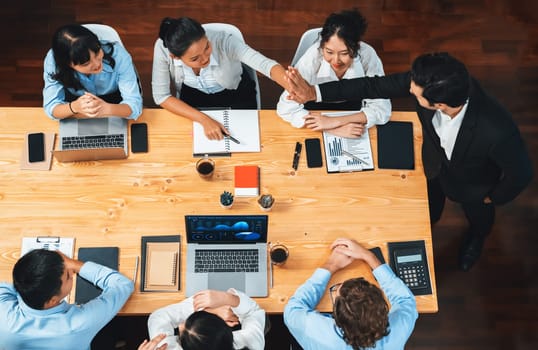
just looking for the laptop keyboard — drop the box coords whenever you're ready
[61,134,125,150]
[194,249,259,273]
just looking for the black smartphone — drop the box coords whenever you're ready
[28,132,45,162]
[131,123,148,153]
[305,138,323,168]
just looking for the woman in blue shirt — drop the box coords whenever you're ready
[43,24,142,120]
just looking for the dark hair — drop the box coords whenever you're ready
[410,52,470,107]
[333,278,389,349]
[159,17,206,57]
[319,8,368,58]
[50,24,115,90]
[179,311,234,350]
[12,249,65,310]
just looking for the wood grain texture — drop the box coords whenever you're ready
[1,1,537,348]
[0,108,436,314]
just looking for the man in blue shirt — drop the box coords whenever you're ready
[0,249,134,350]
[284,238,418,350]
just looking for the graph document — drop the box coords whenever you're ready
[322,130,374,173]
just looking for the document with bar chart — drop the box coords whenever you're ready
[322,130,374,173]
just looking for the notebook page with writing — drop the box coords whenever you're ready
[193,109,261,155]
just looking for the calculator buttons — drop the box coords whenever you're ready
[398,263,427,288]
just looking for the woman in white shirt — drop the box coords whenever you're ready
[277,9,391,138]
[147,289,265,350]
[152,17,287,140]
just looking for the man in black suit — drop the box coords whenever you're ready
[286,52,533,271]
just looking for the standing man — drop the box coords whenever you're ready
[284,238,418,349]
[0,249,134,349]
[286,53,533,271]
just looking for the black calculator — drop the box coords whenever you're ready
[388,240,432,295]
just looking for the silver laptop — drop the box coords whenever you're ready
[185,215,268,297]
[53,117,128,162]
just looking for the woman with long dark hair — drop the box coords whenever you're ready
[277,9,391,138]
[43,24,142,120]
[152,17,287,140]
[148,289,265,350]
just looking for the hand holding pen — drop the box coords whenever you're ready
[225,133,240,144]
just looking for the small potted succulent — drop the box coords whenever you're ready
[220,190,234,209]
[257,194,275,211]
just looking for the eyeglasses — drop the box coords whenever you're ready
[329,282,342,305]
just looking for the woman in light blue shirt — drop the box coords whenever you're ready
[43,24,142,120]
[152,17,288,140]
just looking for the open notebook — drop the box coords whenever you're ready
[192,109,261,156]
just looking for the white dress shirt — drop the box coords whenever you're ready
[152,30,278,105]
[277,41,391,128]
[147,288,265,350]
[432,101,468,160]
[181,53,225,94]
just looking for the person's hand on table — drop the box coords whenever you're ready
[201,115,228,140]
[325,123,366,138]
[331,238,381,269]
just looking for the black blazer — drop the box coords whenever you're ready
[318,73,533,205]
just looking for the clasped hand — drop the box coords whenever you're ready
[304,112,366,138]
[192,290,239,327]
[323,238,376,273]
[72,92,108,118]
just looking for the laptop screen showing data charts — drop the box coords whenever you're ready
[184,215,268,297]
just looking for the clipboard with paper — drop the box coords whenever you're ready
[20,236,75,257]
[321,111,374,173]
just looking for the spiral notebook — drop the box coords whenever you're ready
[192,109,261,156]
[140,235,181,292]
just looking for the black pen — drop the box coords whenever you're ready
[292,142,302,170]
[222,130,240,144]
[226,135,240,144]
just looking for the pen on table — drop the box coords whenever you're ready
[341,149,369,167]
[292,142,302,171]
[133,256,139,284]
[269,261,274,288]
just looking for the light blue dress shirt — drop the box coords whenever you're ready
[0,262,134,350]
[43,41,143,120]
[284,264,418,350]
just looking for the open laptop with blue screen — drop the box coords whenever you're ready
[185,215,268,297]
[53,117,128,162]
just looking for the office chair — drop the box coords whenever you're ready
[291,27,322,66]
[82,23,142,96]
[82,24,123,46]
[202,23,262,109]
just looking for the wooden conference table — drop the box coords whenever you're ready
[0,107,438,314]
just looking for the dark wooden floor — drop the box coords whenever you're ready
[2,1,537,349]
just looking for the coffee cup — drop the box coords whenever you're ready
[270,244,289,266]
[196,157,215,179]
